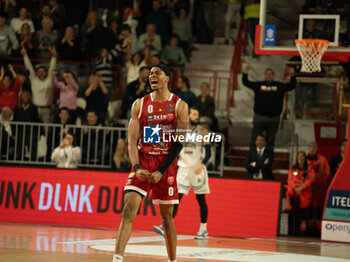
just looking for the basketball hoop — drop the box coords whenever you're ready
[294,39,330,73]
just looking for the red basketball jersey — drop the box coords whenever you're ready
[138,92,181,155]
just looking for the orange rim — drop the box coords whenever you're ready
[294,39,330,47]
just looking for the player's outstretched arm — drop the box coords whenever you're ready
[128,99,150,181]
[149,100,189,183]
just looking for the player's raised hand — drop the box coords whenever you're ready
[149,171,162,184]
[136,169,151,181]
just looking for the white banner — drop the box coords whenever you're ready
[322,220,350,243]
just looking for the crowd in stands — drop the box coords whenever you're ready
[0,0,225,169]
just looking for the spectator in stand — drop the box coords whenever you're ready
[0,0,16,21]
[170,0,194,55]
[161,34,187,68]
[117,23,137,56]
[34,4,52,31]
[224,0,241,45]
[137,23,162,56]
[81,11,99,39]
[83,16,115,59]
[9,7,35,34]
[21,46,57,123]
[51,132,81,168]
[95,47,117,100]
[109,20,119,43]
[125,46,148,84]
[0,64,20,109]
[57,26,81,62]
[0,106,14,159]
[52,71,78,123]
[245,134,274,180]
[112,137,130,172]
[307,141,330,231]
[148,53,161,66]
[329,139,347,178]
[35,17,57,59]
[175,76,197,108]
[17,23,35,57]
[197,82,219,131]
[284,151,315,233]
[82,110,104,163]
[121,66,151,119]
[13,90,40,160]
[46,107,71,161]
[196,0,219,44]
[242,66,296,151]
[17,69,31,92]
[48,0,66,32]
[146,0,169,43]
[84,74,108,123]
[0,13,18,56]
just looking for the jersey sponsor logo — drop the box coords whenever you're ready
[129,172,135,178]
[168,176,174,185]
[147,105,153,113]
[168,104,174,112]
[147,115,167,121]
[143,125,161,144]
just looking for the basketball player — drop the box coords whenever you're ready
[153,107,212,239]
[113,64,189,262]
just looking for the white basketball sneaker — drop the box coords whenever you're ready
[194,230,208,240]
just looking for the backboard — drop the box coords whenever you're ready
[255,0,350,62]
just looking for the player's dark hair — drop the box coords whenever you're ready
[182,77,190,90]
[153,64,171,77]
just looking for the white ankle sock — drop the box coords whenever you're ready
[199,223,207,232]
[168,260,177,262]
[113,254,123,261]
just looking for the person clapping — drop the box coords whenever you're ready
[51,132,81,168]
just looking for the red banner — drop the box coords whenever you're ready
[0,167,281,238]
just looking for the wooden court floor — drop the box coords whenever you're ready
[1,223,350,262]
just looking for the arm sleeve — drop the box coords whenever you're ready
[284,76,297,91]
[23,55,35,79]
[158,142,183,174]
[202,144,212,164]
[242,73,258,90]
[245,150,255,172]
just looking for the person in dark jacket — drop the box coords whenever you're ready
[245,134,274,180]
[242,66,296,150]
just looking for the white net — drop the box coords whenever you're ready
[295,39,329,73]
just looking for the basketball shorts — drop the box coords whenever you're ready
[124,152,179,205]
[177,166,210,195]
